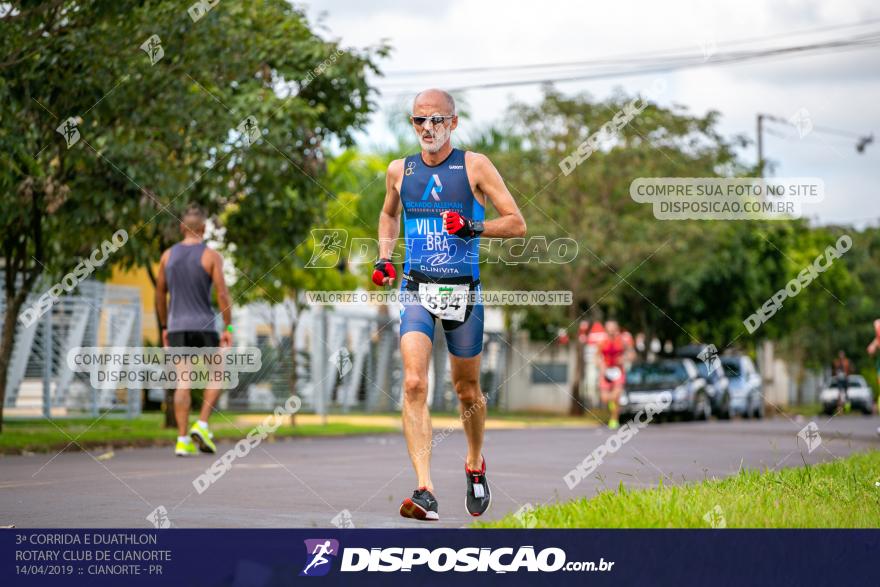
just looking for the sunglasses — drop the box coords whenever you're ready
[410,115,454,127]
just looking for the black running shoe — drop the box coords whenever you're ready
[465,457,491,517]
[399,487,439,521]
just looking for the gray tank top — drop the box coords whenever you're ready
[166,243,216,333]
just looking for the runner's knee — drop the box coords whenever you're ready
[454,379,481,405]
[403,374,428,401]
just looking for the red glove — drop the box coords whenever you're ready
[372,258,396,286]
[443,211,484,238]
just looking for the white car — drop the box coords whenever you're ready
[820,375,875,415]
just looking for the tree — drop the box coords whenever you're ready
[466,87,876,408]
[470,86,752,413]
[0,0,384,431]
[222,146,394,419]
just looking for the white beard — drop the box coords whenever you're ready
[417,124,450,153]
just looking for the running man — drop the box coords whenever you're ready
[871,319,880,433]
[867,319,880,387]
[597,320,633,430]
[155,203,233,457]
[302,541,335,575]
[831,349,852,413]
[374,89,526,520]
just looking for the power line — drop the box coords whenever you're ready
[808,125,867,140]
[763,116,868,140]
[758,108,874,169]
[377,30,880,96]
[382,16,880,78]
[763,128,858,145]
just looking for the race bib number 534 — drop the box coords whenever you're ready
[418,283,468,322]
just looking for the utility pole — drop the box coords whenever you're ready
[756,114,765,177]
[756,112,872,175]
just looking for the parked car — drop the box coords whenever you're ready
[675,345,731,419]
[720,355,764,418]
[619,359,711,422]
[819,374,875,415]
[144,388,165,411]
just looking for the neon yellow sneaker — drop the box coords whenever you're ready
[190,422,216,454]
[608,418,620,430]
[175,438,197,457]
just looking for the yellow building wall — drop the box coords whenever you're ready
[109,265,160,343]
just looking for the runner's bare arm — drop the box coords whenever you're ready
[378,159,404,261]
[208,250,233,343]
[155,250,170,330]
[468,152,526,238]
[155,250,171,347]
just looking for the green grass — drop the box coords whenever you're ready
[478,450,880,528]
[772,402,823,417]
[0,413,396,454]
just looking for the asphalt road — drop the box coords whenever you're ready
[1,415,878,528]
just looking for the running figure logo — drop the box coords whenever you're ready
[300,539,339,576]
[237,115,261,147]
[697,344,722,376]
[56,117,81,149]
[306,229,348,268]
[421,173,443,201]
[798,422,822,453]
[139,34,164,65]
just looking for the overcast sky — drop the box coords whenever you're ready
[301,0,880,227]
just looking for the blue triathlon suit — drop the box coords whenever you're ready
[398,148,485,358]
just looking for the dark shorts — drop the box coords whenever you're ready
[398,281,484,358]
[167,330,219,348]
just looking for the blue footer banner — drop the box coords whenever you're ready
[3,529,877,586]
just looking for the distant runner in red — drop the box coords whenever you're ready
[831,350,852,412]
[870,319,880,435]
[867,319,880,389]
[597,320,633,429]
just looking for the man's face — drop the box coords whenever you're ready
[605,321,619,337]
[412,95,456,154]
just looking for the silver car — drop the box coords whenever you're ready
[720,355,764,419]
[620,359,711,422]
[820,375,875,415]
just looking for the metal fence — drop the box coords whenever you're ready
[2,275,510,417]
[225,304,405,414]
[2,276,143,418]
[224,302,509,415]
